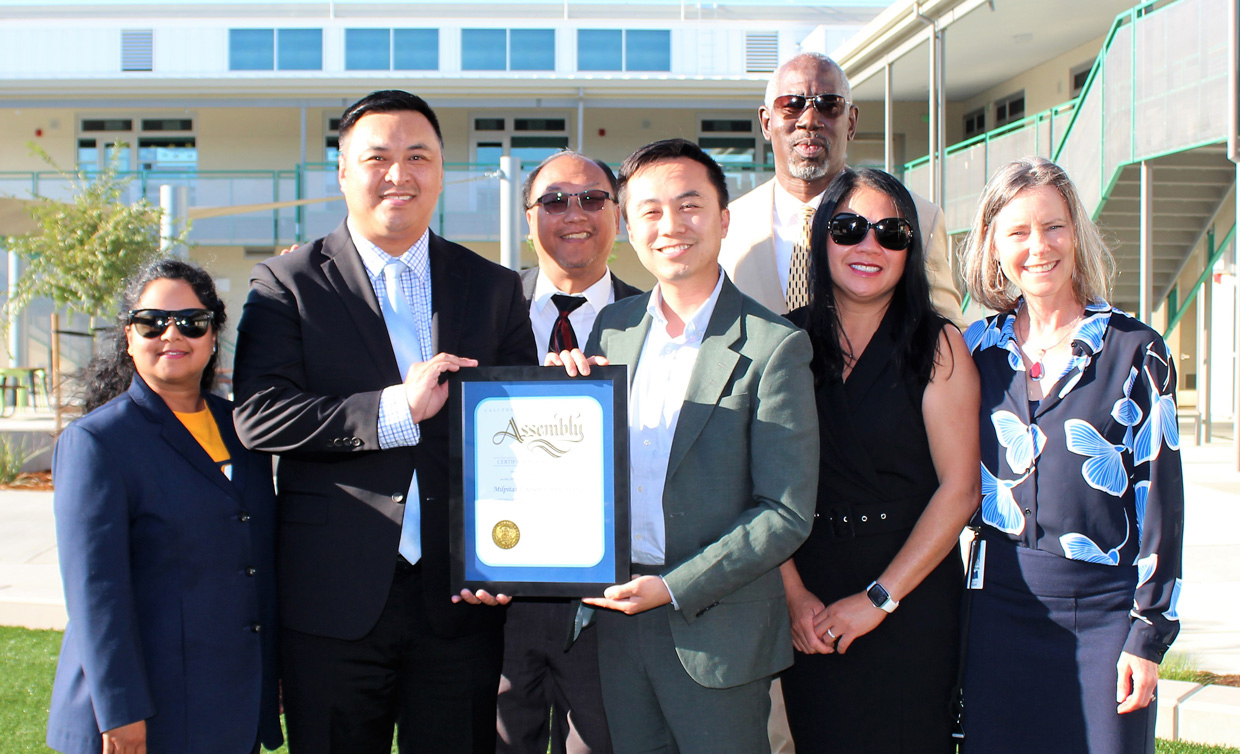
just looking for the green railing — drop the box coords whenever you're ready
[2,162,776,247]
[1163,223,1237,338]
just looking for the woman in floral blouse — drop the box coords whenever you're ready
[958,156,1183,754]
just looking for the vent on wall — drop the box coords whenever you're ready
[121,29,153,72]
[745,32,778,73]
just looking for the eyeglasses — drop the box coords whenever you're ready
[128,309,215,339]
[828,213,914,251]
[530,190,614,214]
[772,93,851,119]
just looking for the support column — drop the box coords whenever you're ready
[5,246,18,367]
[159,184,189,259]
[884,62,894,174]
[1139,161,1153,323]
[1200,252,1213,442]
[499,155,522,271]
[928,27,940,203]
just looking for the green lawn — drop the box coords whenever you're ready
[0,625,1234,754]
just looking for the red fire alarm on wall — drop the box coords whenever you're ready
[598,128,606,137]
[35,128,43,137]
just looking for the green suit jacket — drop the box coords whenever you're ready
[586,274,819,689]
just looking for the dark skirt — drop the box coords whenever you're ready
[782,529,962,754]
[960,532,1156,754]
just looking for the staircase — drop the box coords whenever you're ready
[1096,144,1236,312]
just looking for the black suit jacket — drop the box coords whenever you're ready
[518,266,643,306]
[233,221,537,640]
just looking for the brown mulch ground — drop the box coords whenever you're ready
[1200,672,1240,688]
[0,470,53,491]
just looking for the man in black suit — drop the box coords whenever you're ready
[499,151,641,754]
[233,90,536,754]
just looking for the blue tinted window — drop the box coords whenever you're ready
[510,29,554,71]
[394,29,439,70]
[578,30,621,71]
[462,29,506,70]
[346,29,390,70]
[278,29,322,70]
[626,30,670,71]
[229,29,274,70]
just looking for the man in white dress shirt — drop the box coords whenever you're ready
[498,151,641,754]
[720,53,964,327]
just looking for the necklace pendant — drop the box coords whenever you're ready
[1029,361,1044,381]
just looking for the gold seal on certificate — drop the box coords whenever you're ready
[492,519,520,549]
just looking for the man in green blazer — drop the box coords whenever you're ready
[554,139,819,754]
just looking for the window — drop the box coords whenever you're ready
[230,29,273,70]
[229,28,322,71]
[325,117,341,162]
[462,29,553,71]
[577,29,670,72]
[121,29,153,72]
[346,29,390,70]
[511,29,554,71]
[699,118,759,164]
[462,29,507,70]
[963,108,985,139]
[394,29,438,70]
[78,117,196,172]
[278,29,322,70]
[471,116,568,164]
[1070,62,1093,97]
[626,30,670,71]
[344,29,439,71]
[994,92,1025,127]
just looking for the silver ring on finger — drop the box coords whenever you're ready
[826,627,837,640]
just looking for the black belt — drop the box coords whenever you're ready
[813,498,924,540]
[630,563,664,577]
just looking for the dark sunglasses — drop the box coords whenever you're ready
[772,93,851,119]
[829,213,914,251]
[530,190,613,214]
[128,308,215,339]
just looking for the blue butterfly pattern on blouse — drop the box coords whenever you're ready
[991,410,1046,474]
[1133,357,1179,465]
[1060,514,1130,565]
[1113,367,1143,452]
[1164,578,1182,621]
[1064,418,1128,496]
[980,462,1027,535]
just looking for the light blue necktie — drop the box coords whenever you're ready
[383,260,422,564]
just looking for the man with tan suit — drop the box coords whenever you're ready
[719,54,964,754]
[720,53,964,327]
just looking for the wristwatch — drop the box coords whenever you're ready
[866,580,899,613]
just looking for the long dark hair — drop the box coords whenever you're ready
[804,168,945,387]
[82,259,226,413]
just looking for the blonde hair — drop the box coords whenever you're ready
[961,156,1114,311]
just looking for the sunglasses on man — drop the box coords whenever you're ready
[529,190,614,215]
[128,309,215,339]
[828,213,914,252]
[772,93,851,119]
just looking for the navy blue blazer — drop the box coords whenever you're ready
[47,376,281,754]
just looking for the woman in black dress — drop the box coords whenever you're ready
[780,168,980,754]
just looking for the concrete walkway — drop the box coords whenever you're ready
[2,431,1238,746]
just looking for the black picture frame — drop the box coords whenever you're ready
[448,365,630,597]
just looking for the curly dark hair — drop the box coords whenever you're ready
[804,168,947,387]
[81,259,226,413]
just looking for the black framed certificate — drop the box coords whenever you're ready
[448,365,630,597]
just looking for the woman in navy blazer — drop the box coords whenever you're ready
[47,259,282,754]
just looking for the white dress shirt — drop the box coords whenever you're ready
[628,271,725,566]
[772,183,825,294]
[529,268,616,356]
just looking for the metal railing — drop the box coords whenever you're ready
[1,162,777,247]
[904,0,1232,231]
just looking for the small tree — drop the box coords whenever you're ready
[3,143,170,320]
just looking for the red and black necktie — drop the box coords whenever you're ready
[549,294,587,353]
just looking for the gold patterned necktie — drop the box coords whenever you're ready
[785,204,815,311]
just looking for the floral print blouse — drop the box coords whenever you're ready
[964,301,1184,662]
